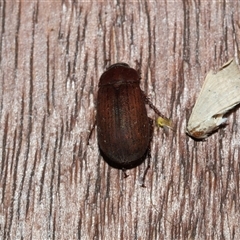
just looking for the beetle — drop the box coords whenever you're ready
[97,63,168,170]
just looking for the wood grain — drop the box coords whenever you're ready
[1,1,240,239]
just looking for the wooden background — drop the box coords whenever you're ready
[1,1,240,239]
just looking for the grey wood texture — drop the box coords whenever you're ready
[0,1,240,239]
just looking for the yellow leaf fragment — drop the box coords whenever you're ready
[157,117,173,130]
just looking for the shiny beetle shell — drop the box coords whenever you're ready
[97,63,153,169]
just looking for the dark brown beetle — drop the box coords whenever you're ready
[97,63,168,170]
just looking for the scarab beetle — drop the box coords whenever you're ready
[97,63,169,170]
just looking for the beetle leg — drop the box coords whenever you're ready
[122,168,129,178]
[140,118,153,187]
[87,119,96,145]
[134,60,142,77]
[142,90,167,119]
[140,150,151,188]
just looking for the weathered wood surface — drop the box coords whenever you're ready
[1,1,240,239]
